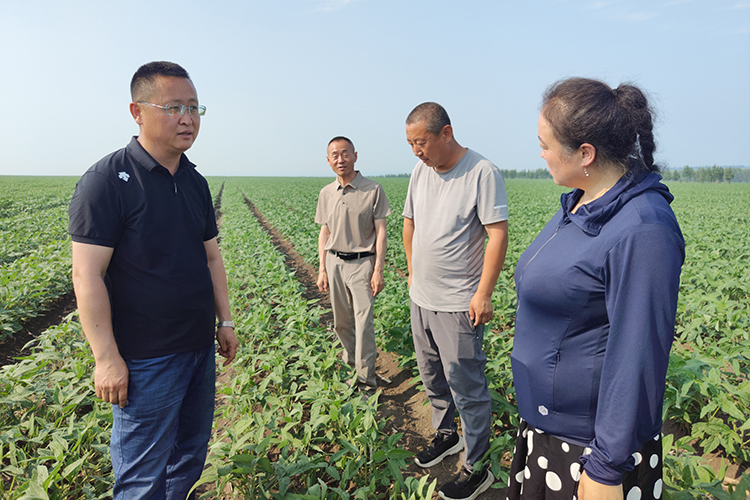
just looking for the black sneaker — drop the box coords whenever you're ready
[438,464,494,500]
[414,432,464,467]
[358,385,377,402]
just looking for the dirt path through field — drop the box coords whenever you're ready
[242,194,502,498]
[0,189,500,498]
[2,184,745,497]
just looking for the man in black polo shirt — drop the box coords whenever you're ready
[68,61,238,499]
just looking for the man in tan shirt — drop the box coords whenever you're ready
[315,136,390,393]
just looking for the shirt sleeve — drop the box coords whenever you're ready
[68,171,122,247]
[402,169,416,219]
[477,162,509,225]
[581,223,684,485]
[202,180,219,242]
[314,187,327,225]
[373,184,391,219]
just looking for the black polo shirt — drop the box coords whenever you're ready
[69,137,218,359]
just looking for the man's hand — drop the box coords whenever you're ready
[217,327,239,365]
[577,471,623,500]
[94,354,129,408]
[469,293,494,326]
[317,226,331,293]
[371,268,385,296]
[317,270,329,292]
[467,221,508,327]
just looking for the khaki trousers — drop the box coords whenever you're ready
[326,252,377,388]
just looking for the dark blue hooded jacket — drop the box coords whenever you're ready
[512,171,684,485]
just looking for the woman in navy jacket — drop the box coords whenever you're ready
[507,78,684,500]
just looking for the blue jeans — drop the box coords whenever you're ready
[111,344,215,500]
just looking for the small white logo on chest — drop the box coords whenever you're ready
[118,172,130,182]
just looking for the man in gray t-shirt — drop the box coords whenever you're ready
[402,102,509,500]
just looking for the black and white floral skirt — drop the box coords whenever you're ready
[506,419,663,500]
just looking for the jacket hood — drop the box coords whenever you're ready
[560,170,674,236]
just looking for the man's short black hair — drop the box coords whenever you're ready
[130,61,191,102]
[406,102,451,136]
[328,136,355,152]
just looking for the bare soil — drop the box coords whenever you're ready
[0,292,77,366]
[4,190,744,497]
[242,194,503,498]
[0,186,497,496]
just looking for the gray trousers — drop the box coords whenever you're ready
[327,252,377,388]
[410,300,491,469]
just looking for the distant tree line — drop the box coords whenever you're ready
[381,166,749,182]
[661,165,749,183]
[500,168,552,179]
[379,169,552,179]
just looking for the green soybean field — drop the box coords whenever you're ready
[0,176,748,499]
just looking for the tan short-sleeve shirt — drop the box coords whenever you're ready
[315,171,391,253]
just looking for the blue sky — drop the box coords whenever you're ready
[0,0,748,177]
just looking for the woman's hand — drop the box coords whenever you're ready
[577,471,623,500]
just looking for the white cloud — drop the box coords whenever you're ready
[728,1,750,8]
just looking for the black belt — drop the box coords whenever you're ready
[330,250,375,260]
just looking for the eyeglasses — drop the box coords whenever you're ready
[138,102,206,116]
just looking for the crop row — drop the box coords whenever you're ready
[0,178,78,341]
[0,243,73,342]
[0,205,71,265]
[199,184,439,498]
[1,180,439,499]
[0,176,748,498]
[0,178,77,220]
[0,316,114,497]
[232,176,750,497]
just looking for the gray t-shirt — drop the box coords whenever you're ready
[403,149,509,312]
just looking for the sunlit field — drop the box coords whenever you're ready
[1,176,748,498]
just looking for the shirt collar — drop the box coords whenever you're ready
[126,136,196,173]
[337,170,362,190]
[560,170,662,236]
